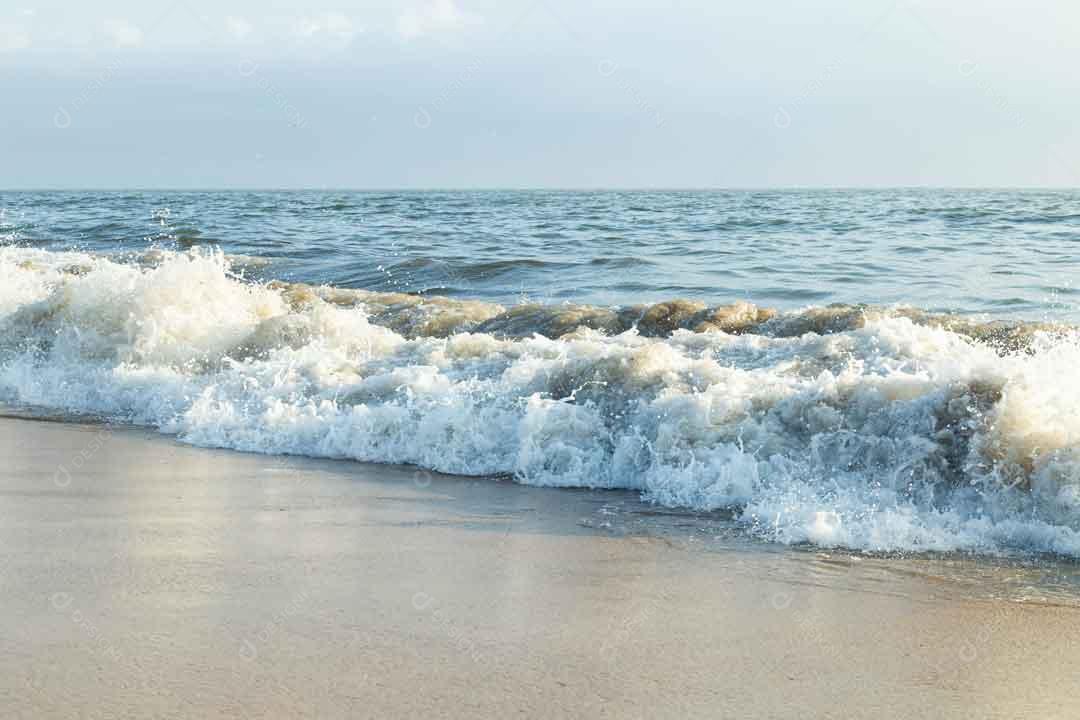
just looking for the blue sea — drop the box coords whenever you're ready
[2,189,1079,316]
[2,189,1080,556]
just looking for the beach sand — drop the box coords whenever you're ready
[2,416,1079,719]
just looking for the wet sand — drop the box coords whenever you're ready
[2,416,1079,719]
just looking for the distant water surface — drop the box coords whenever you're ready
[2,189,1078,319]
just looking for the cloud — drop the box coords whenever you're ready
[103,19,144,48]
[225,16,254,41]
[0,23,30,51]
[0,22,30,51]
[397,0,475,40]
[293,12,358,45]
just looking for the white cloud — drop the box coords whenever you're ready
[225,16,253,41]
[397,0,475,40]
[103,19,144,48]
[0,23,29,51]
[293,12,358,44]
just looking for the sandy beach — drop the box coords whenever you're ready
[2,415,1079,719]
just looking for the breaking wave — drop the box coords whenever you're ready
[3,246,1080,556]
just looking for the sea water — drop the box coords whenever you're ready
[2,189,1079,556]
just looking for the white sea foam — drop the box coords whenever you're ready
[3,246,1080,556]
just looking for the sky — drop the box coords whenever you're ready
[1,0,1078,188]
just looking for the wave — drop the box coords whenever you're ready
[3,246,1080,556]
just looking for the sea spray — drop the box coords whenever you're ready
[3,246,1080,556]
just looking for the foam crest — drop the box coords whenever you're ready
[3,246,1080,556]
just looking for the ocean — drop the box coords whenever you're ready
[2,189,1079,557]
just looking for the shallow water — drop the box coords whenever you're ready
[2,190,1079,558]
[9,416,1080,719]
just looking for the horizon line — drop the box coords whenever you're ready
[3,185,1080,193]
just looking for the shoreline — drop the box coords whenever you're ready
[3,416,1080,718]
